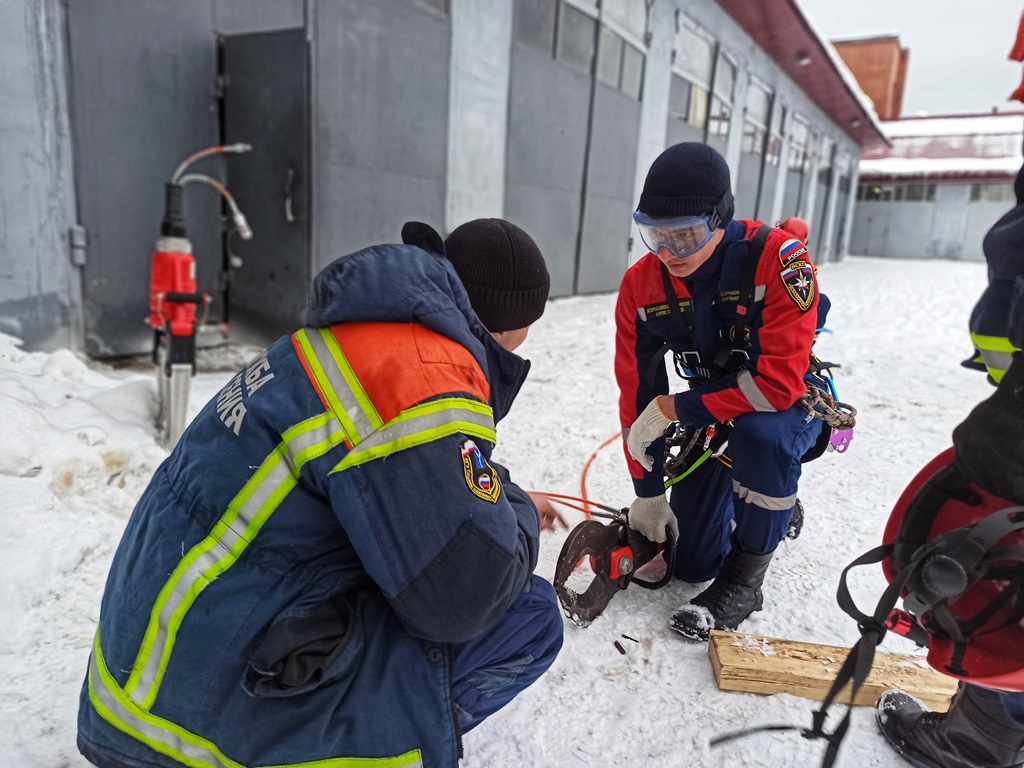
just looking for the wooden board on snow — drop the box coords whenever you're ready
[708,630,959,712]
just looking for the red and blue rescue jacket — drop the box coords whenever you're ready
[615,219,822,497]
[77,244,540,768]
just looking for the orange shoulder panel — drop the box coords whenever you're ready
[330,322,490,424]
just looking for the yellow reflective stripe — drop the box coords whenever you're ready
[316,327,384,431]
[333,398,495,472]
[91,631,243,768]
[90,633,424,768]
[126,414,346,709]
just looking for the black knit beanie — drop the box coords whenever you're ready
[444,218,550,333]
[637,142,734,227]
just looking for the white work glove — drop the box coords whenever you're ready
[626,397,674,471]
[627,495,679,544]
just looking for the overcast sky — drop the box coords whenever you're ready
[796,0,1023,117]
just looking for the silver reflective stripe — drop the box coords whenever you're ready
[338,403,495,470]
[753,285,766,302]
[91,641,426,768]
[128,415,344,709]
[129,456,297,707]
[303,328,377,442]
[980,348,1014,377]
[737,370,776,412]
[90,646,240,768]
[733,479,798,511]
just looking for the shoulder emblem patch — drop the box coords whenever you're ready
[779,260,815,312]
[460,439,501,503]
[778,238,808,266]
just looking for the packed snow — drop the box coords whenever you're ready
[0,255,992,767]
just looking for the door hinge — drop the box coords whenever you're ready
[69,224,87,267]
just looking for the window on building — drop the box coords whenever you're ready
[669,18,714,132]
[741,81,772,156]
[970,182,1015,202]
[595,23,645,99]
[557,3,597,74]
[707,52,735,139]
[817,135,835,183]
[596,25,623,88]
[788,116,810,173]
[620,41,644,99]
[766,104,786,168]
[515,0,557,53]
[669,74,709,129]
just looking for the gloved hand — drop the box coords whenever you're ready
[952,352,1024,504]
[627,397,675,471]
[627,495,679,544]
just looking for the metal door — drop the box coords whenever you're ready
[65,2,219,357]
[220,28,311,342]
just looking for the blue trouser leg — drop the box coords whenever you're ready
[727,404,819,554]
[971,685,1024,726]
[450,575,563,732]
[668,458,734,582]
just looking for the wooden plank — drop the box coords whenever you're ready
[708,630,959,712]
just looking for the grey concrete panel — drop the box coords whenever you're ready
[0,0,80,350]
[313,0,449,270]
[578,194,632,293]
[757,163,778,222]
[929,184,969,260]
[735,150,763,219]
[504,45,590,296]
[505,183,579,297]
[66,2,220,357]
[506,50,591,190]
[963,201,1010,262]
[578,84,640,293]
[321,165,446,258]
[446,0,512,228]
[666,118,704,149]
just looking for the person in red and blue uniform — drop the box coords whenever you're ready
[76,219,562,768]
[616,142,828,641]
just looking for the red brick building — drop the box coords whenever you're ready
[832,35,909,120]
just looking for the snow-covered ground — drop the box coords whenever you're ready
[0,255,992,767]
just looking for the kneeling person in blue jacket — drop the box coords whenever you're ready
[77,219,563,768]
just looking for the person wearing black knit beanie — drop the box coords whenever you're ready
[615,142,834,643]
[77,216,565,768]
[444,218,550,344]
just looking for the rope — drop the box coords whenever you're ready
[799,384,857,429]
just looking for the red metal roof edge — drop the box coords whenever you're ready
[716,0,890,150]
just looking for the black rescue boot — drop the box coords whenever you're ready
[876,684,1024,768]
[669,545,773,641]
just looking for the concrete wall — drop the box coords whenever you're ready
[0,0,80,352]
[850,183,995,262]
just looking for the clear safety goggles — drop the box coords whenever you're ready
[633,211,715,259]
